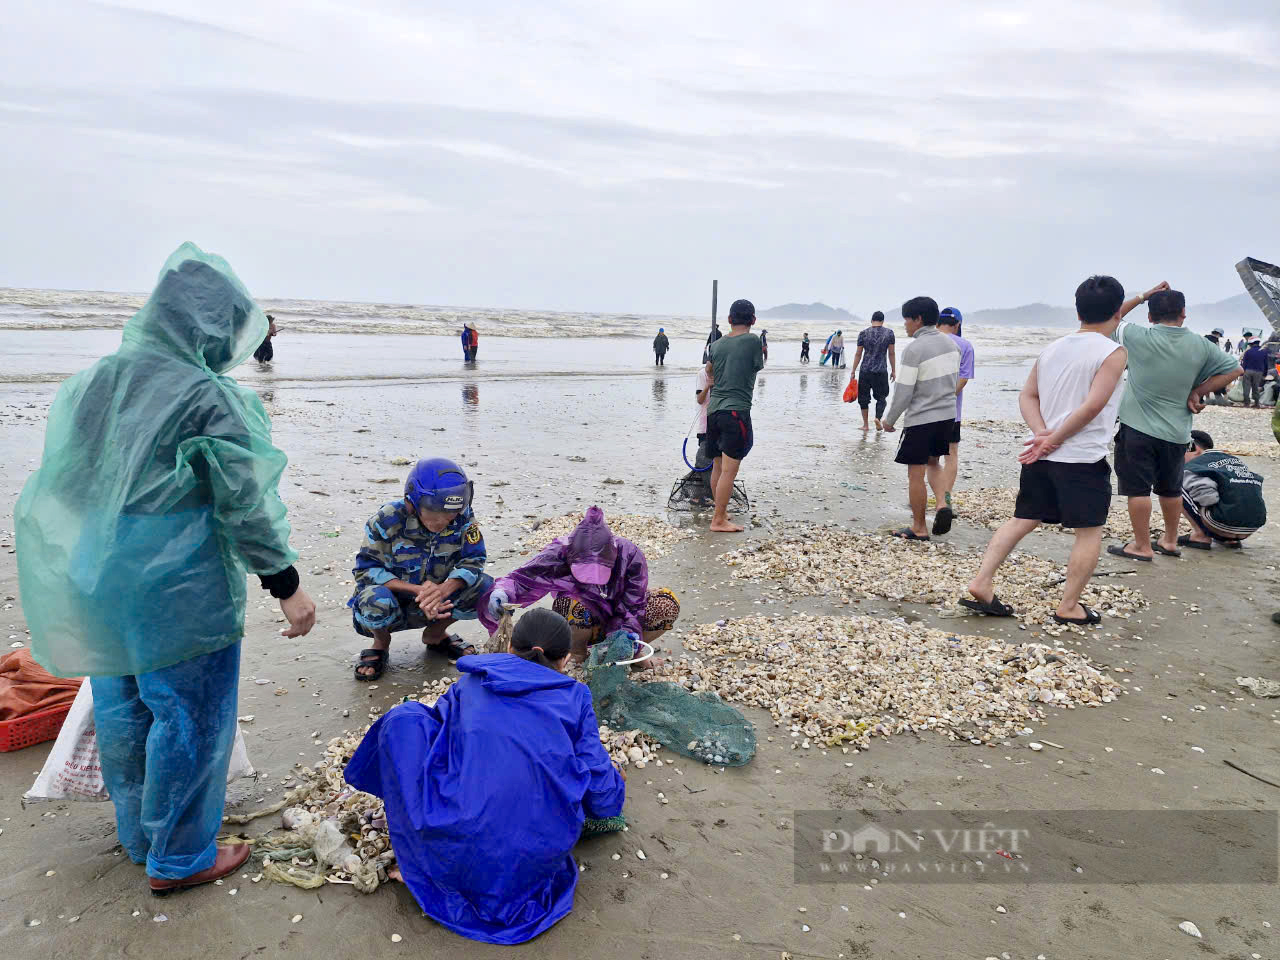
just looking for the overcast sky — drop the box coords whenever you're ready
[1,0,1277,314]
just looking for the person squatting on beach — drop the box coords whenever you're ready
[935,306,974,524]
[881,296,961,540]
[1178,430,1266,551]
[703,298,766,532]
[1106,285,1242,562]
[653,327,670,366]
[15,243,317,896]
[851,310,896,430]
[344,607,626,945]
[965,275,1129,626]
[349,458,493,680]
[482,506,679,668]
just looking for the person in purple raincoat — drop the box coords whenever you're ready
[481,506,680,668]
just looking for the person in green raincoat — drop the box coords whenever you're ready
[15,242,316,896]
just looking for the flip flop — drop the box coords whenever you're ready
[959,595,1015,617]
[1106,544,1152,562]
[354,648,388,681]
[1053,604,1102,626]
[1223,540,1243,550]
[892,528,930,541]
[1176,535,1212,551]
[427,633,477,660]
[1152,543,1181,558]
[932,506,955,536]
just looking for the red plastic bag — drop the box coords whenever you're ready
[842,377,858,403]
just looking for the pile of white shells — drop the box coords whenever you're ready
[521,513,692,557]
[1195,404,1279,457]
[721,528,1148,634]
[669,614,1123,748]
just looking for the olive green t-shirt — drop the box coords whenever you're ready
[1112,322,1241,444]
[707,332,765,416]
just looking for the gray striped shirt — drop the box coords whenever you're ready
[881,326,961,429]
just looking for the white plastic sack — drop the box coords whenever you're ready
[24,682,255,802]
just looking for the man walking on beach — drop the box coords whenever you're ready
[1107,286,1242,562]
[935,307,974,524]
[851,311,896,430]
[881,296,960,540]
[828,330,845,368]
[1242,338,1269,407]
[965,276,1129,625]
[705,299,765,533]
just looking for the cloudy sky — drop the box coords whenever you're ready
[1,0,1277,314]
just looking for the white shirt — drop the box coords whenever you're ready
[695,367,710,434]
[1034,331,1124,463]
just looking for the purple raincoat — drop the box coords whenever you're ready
[478,508,648,637]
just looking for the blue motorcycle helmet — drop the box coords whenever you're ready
[404,457,473,514]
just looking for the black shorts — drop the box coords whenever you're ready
[951,421,961,444]
[857,370,890,408]
[706,410,754,461]
[1114,423,1184,498]
[1014,458,1112,528]
[894,419,954,465]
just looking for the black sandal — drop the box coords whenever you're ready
[427,633,477,661]
[959,595,1015,617]
[1052,604,1102,626]
[892,528,930,541]
[1176,535,1212,551]
[932,506,955,536]
[355,648,388,681]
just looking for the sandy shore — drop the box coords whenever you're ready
[1,340,1278,960]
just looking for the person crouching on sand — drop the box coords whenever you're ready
[349,458,493,680]
[344,607,626,945]
[481,505,678,668]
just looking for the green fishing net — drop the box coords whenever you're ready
[584,632,756,766]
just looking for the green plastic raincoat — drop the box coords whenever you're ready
[15,243,297,678]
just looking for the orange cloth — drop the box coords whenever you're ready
[0,648,83,720]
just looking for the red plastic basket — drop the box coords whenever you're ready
[0,703,73,752]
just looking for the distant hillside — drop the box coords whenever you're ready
[1190,293,1268,333]
[966,302,1076,328]
[759,302,857,322]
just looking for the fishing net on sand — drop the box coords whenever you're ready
[667,437,749,511]
[584,632,756,766]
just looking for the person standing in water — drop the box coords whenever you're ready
[653,328,670,366]
[253,314,278,363]
[852,311,896,430]
[828,330,845,368]
[933,307,974,533]
[800,333,810,363]
[704,299,765,533]
[461,323,479,362]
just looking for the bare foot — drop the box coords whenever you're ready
[710,519,745,533]
[388,866,402,883]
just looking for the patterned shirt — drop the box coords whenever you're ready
[351,502,486,591]
[857,325,895,374]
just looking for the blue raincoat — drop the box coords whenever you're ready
[345,654,625,945]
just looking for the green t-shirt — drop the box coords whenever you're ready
[1113,322,1240,444]
[707,332,765,416]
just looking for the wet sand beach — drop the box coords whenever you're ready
[1,331,1278,960]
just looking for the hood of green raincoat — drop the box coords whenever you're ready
[121,242,268,374]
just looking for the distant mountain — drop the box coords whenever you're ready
[966,302,1077,328]
[1189,293,1269,333]
[759,302,857,322]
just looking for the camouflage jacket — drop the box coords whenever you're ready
[352,501,486,590]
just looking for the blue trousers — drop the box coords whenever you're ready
[90,641,241,879]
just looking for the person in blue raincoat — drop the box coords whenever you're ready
[15,242,316,896]
[345,607,625,945]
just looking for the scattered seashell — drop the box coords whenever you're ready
[292,915,303,924]
[636,850,646,860]
[1028,742,1043,752]
[390,934,402,943]
[153,914,167,923]
[1178,920,1202,938]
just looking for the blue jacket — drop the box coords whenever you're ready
[1243,345,1270,373]
[344,654,625,945]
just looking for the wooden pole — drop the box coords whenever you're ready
[711,279,718,332]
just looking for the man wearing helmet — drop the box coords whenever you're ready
[349,458,492,680]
